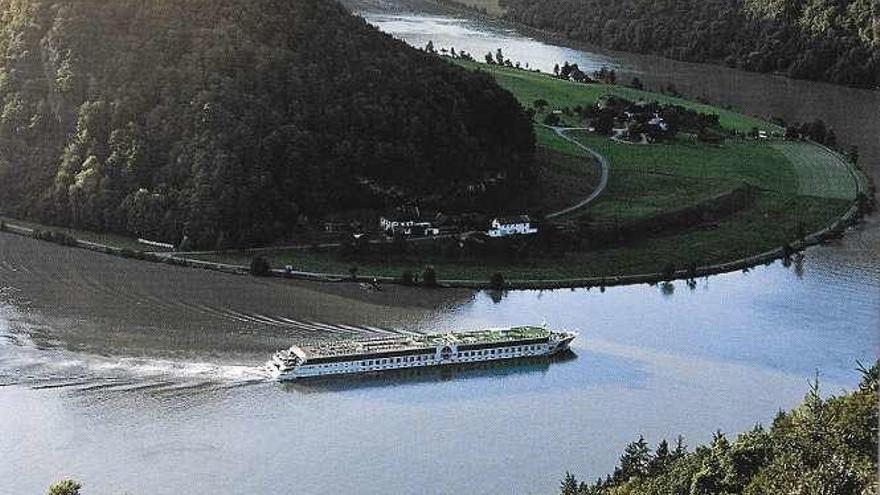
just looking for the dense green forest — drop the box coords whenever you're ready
[0,0,534,248]
[499,0,879,89]
[559,363,878,495]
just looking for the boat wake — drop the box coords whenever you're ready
[0,312,270,393]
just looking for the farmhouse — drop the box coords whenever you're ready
[379,215,440,238]
[487,215,538,238]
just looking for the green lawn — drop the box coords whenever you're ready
[587,171,735,223]
[772,141,858,200]
[534,125,589,156]
[453,60,781,133]
[570,131,796,193]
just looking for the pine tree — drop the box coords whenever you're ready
[560,471,578,495]
[619,435,651,480]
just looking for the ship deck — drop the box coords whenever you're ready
[297,326,550,359]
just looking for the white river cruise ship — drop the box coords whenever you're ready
[267,326,577,381]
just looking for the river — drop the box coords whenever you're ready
[1,2,878,494]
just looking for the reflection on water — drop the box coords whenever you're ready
[283,350,577,394]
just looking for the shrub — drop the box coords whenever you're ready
[490,272,505,290]
[422,265,437,287]
[400,270,414,286]
[33,229,78,246]
[48,479,82,495]
[249,255,271,276]
[542,113,561,126]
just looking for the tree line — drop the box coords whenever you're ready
[558,362,878,495]
[0,0,535,249]
[499,0,879,89]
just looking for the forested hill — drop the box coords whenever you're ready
[498,0,879,89]
[0,0,535,248]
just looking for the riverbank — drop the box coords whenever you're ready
[2,185,864,291]
[0,61,870,290]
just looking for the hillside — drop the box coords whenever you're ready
[558,363,878,495]
[497,0,879,89]
[0,0,535,248]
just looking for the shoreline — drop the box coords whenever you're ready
[0,162,867,290]
[430,0,879,92]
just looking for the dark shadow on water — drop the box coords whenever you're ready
[280,350,578,394]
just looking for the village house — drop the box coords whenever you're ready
[487,215,538,238]
[379,215,440,238]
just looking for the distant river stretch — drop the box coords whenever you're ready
[1,2,878,494]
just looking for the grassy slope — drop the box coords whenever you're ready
[772,141,859,199]
[454,60,782,133]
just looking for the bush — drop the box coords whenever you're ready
[400,270,414,286]
[422,265,437,287]
[48,479,82,495]
[490,272,505,290]
[249,255,271,276]
[33,229,78,247]
[543,113,561,126]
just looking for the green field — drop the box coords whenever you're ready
[772,141,858,200]
[454,60,782,133]
[568,131,799,224]
[534,125,590,156]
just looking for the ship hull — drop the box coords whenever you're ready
[267,330,576,382]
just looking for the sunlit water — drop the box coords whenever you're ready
[2,2,879,494]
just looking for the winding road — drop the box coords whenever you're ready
[544,126,610,219]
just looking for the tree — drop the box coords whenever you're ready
[422,265,437,287]
[495,48,504,66]
[425,40,435,54]
[533,99,549,111]
[348,266,359,281]
[560,471,578,495]
[648,438,671,475]
[629,76,644,90]
[617,435,651,481]
[543,113,561,126]
[490,272,505,289]
[553,63,560,76]
[249,255,271,276]
[485,52,495,64]
[48,480,81,495]
[400,269,414,286]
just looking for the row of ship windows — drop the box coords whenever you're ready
[306,345,545,369]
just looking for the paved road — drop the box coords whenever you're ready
[545,126,610,219]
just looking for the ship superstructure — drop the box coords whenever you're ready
[266,326,576,381]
